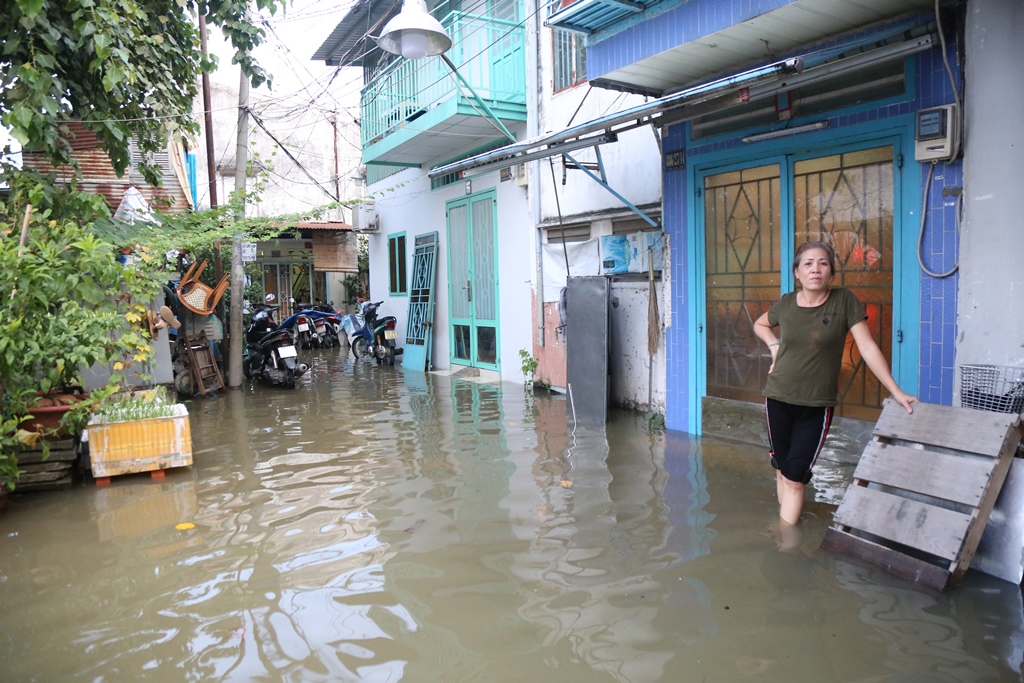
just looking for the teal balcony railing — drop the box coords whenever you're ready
[360,11,526,148]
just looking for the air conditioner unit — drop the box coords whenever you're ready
[352,199,379,233]
[514,163,528,188]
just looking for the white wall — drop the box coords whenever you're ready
[535,37,663,223]
[608,281,666,413]
[367,156,535,383]
[959,0,1024,371]
[528,18,667,412]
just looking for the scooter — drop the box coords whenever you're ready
[350,300,403,366]
[280,307,342,349]
[243,299,309,389]
[292,312,319,349]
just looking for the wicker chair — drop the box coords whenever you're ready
[177,260,229,315]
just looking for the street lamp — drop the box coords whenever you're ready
[374,0,515,142]
[377,0,452,60]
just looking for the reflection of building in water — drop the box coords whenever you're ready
[510,419,716,681]
[174,388,416,681]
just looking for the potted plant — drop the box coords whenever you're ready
[86,386,193,481]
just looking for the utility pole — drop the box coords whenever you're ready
[228,67,249,387]
[332,112,341,220]
[199,16,218,210]
[198,15,225,320]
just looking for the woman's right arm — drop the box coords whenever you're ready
[754,311,781,372]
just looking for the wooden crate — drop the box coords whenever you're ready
[821,400,1023,590]
[86,404,193,478]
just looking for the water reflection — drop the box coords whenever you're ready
[0,349,1022,682]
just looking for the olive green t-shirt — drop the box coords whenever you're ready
[763,287,867,407]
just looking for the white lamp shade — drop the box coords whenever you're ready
[400,32,430,60]
[377,0,452,59]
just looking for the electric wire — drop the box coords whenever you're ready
[248,108,340,202]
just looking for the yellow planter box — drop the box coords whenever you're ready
[86,404,193,478]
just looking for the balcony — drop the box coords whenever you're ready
[360,11,527,167]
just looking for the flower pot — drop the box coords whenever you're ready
[19,392,90,437]
[86,404,193,478]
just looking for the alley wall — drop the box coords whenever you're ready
[958,0,1024,377]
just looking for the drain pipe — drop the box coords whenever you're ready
[527,0,544,348]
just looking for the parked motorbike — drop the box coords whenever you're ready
[243,300,309,388]
[292,312,319,349]
[314,300,341,349]
[350,300,403,366]
[280,306,342,349]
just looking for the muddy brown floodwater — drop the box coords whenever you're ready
[1,348,1023,682]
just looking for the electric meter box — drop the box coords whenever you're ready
[915,104,960,162]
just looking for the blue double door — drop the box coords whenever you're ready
[699,144,900,422]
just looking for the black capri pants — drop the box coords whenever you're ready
[764,397,834,484]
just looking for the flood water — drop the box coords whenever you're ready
[2,348,1023,682]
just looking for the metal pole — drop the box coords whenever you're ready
[199,16,218,209]
[332,113,342,220]
[228,67,249,388]
[199,15,225,320]
[439,54,516,142]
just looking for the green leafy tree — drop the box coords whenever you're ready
[1,0,281,183]
[0,0,287,490]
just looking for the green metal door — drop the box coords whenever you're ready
[447,192,499,370]
[488,0,524,101]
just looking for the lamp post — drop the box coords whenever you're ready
[376,0,515,142]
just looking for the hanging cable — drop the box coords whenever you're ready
[547,157,571,279]
[915,0,962,279]
[248,109,339,202]
[917,161,959,278]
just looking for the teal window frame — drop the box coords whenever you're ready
[552,28,586,92]
[388,232,408,296]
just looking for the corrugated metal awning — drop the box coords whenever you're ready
[429,57,801,179]
[311,0,402,66]
[543,0,657,36]
[429,25,934,180]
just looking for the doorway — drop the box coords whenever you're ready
[447,191,499,370]
[701,145,896,421]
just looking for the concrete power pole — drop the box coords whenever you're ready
[228,67,249,387]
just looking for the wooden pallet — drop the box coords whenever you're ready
[13,438,79,493]
[821,399,1023,591]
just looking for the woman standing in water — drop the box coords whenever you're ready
[753,241,917,525]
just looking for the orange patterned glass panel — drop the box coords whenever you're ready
[793,146,894,420]
[704,164,782,403]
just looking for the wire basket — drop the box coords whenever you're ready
[959,364,1024,414]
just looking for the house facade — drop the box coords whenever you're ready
[315,0,669,406]
[319,0,1024,439]
[551,0,1022,437]
[315,0,535,381]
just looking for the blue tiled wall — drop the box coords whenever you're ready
[588,0,796,78]
[661,38,963,433]
[914,38,962,406]
[663,125,690,430]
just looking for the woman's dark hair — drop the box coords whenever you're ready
[792,240,836,274]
